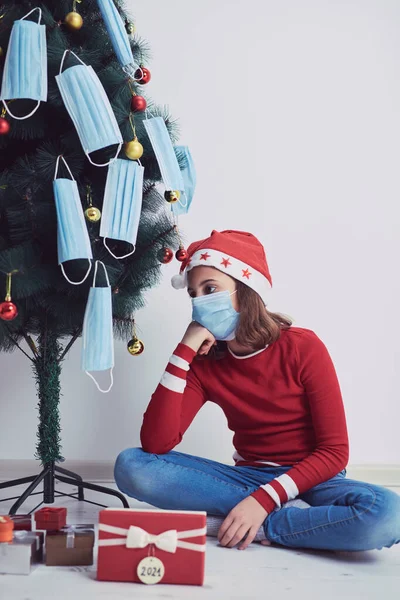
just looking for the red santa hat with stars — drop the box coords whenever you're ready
[171,229,272,304]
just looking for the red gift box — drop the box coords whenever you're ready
[97,508,207,586]
[34,507,67,531]
[10,514,32,531]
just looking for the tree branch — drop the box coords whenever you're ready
[22,330,39,358]
[6,333,35,363]
[58,328,82,363]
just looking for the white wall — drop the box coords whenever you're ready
[1,0,399,465]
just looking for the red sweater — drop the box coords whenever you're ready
[140,327,349,514]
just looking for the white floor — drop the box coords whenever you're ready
[0,482,399,600]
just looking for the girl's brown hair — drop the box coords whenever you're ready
[199,280,292,360]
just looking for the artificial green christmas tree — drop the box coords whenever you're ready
[0,0,189,513]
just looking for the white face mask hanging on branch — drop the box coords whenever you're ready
[100,159,144,259]
[81,261,114,394]
[53,155,93,285]
[143,114,189,210]
[0,7,48,120]
[96,0,141,80]
[56,50,123,167]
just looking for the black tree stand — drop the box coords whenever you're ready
[0,324,129,515]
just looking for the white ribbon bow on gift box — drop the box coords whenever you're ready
[98,524,206,554]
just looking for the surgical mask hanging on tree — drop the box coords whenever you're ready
[53,155,93,285]
[56,50,123,167]
[171,146,196,217]
[0,7,48,120]
[96,0,141,80]
[143,114,189,210]
[100,158,144,259]
[81,261,115,394]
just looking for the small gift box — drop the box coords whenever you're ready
[34,507,67,531]
[97,508,207,586]
[45,524,95,566]
[10,514,32,531]
[0,515,14,542]
[0,531,44,575]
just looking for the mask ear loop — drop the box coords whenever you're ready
[59,49,86,74]
[123,64,143,81]
[2,7,44,121]
[86,142,123,168]
[145,109,157,120]
[21,6,42,22]
[177,190,188,209]
[85,369,114,394]
[103,239,136,260]
[54,155,93,286]
[85,260,114,393]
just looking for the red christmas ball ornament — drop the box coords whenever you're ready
[135,66,151,85]
[0,301,18,321]
[158,247,174,264]
[0,117,10,135]
[130,95,147,112]
[175,246,188,262]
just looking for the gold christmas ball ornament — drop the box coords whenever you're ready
[84,206,101,223]
[124,137,143,160]
[125,19,135,35]
[65,11,83,31]
[164,190,181,203]
[127,337,145,356]
[0,47,3,59]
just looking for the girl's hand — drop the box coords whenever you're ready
[217,496,269,550]
[181,321,216,355]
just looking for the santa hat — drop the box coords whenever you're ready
[171,229,272,304]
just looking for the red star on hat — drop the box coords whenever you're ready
[242,268,252,279]
[200,252,211,261]
[221,257,232,268]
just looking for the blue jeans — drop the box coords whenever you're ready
[114,448,400,552]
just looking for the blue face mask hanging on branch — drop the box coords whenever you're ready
[81,261,114,394]
[96,0,140,80]
[171,146,196,217]
[143,115,188,210]
[100,158,144,259]
[56,50,123,167]
[192,290,240,341]
[0,7,48,120]
[53,155,93,285]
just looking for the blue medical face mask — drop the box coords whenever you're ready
[143,115,187,209]
[191,290,240,341]
[53,156,93,285]
[171,146,196,217]
[81,261,114,393]
[100,158,144,259]
[96,0,139,79]
[56,50,123,167]
[0,7,47,120]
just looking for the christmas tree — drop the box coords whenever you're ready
[0,0,189,467]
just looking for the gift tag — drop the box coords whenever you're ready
[137,556,165,584]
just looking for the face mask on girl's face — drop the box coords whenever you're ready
[191,290,239,341]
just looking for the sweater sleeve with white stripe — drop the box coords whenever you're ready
[140,343,206,454]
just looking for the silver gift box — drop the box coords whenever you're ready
[0,531,43,575]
